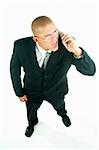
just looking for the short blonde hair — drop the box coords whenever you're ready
[31,16,53,35]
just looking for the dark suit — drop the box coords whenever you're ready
[10,35,96,122]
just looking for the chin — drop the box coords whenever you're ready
[52,46,58,52]
[52,49,58,52]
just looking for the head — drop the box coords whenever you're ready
[31,16,59,52]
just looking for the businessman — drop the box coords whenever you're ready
[10,16,96,137]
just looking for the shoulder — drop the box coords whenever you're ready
[13,36,36,54]
[14,36,35,46]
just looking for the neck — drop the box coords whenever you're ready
[36,43,49,51]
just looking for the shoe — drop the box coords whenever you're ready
[25,125,34,137]
[62,115,71,127]
[25,118,38,137]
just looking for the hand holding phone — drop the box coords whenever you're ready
[59,31,82,56]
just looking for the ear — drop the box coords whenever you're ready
[33,36,38,42]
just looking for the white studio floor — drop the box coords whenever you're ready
[0,78,98,150]
[0,65,98,150]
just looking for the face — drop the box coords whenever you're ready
[33,23,59,52]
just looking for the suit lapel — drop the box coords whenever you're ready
[46,36,63,68]
[46,49,61,69]
[29,39,42,71]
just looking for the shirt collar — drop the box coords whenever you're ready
[36,43,51,57]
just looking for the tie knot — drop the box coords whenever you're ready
[45,52,51,59]
[46,51,50,55]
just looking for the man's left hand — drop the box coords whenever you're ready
[61,32,82,57]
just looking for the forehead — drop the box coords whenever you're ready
[37,23,56,35]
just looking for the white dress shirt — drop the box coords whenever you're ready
[35,44,52,68]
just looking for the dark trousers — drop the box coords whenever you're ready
[26,95,67,125]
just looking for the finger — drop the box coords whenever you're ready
[62,37,72,44]
[61,35,71,41]
[19,97,27,102]
[64,37,73,43]
[61,33,69,38]
[20,98,25,102]
[24,98,28,102]
[24,95,28,101]
[62,35,76,42]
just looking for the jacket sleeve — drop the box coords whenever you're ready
[10,41,24,97]
[72,48,96,75]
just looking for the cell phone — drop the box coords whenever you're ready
[58,30,62,37]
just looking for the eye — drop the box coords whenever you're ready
[45,34,52,38]
[54,29,58,33]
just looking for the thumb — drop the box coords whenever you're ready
[19,95,28,102]
[24,95,28,101]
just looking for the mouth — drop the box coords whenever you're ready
[52,41,58,49]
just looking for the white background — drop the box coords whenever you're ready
[0,0,99,150]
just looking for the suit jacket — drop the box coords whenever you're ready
[10,36,96,102]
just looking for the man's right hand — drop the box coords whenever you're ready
[19,95,28,102]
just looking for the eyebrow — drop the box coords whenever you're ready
[44,29,58,37]
[44,33,52,37]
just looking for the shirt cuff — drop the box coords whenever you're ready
[74,54,83,59]
[73,47,83,59]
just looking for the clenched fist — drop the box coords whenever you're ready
[19,95,28,102]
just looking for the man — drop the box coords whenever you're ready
[10,16,96,137]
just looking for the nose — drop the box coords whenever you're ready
[51,32,58,42]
